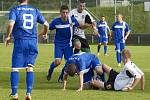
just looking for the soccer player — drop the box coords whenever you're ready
[91,49,145,91]
[111,13,130,66]
[70,0,96,53]
[96,16,111,56]
[62,52,105,91]
[46,5,80,81]
[5,0,48,100]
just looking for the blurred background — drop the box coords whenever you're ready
[0,0,150,45]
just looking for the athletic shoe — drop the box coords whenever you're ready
[46,73,51,81]
[25,93,31,100]
[104,53,109,56]
[97,53,100,56]
[9,93,18,100]
[118,63,121,67]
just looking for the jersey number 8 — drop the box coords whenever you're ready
[23,14,34,29]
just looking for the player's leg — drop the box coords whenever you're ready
[103,38,108,56]
[25,39,38,100]
[120,43,125,62]
[10,68,19,100]
[80,38,91,53]
[58,46,73,82]
[10,40,25,99]
[115,42,121,66]
[26,66,34,100]
[47,45,63,81]
[97,37,102,56]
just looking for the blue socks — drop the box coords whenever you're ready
[104,45,107,54]
[11,72,19,95]
[26,72,34,94]
[116,52,121,63]
[97,45,101,53]
[58,67,65,81]
[48,61,55,76]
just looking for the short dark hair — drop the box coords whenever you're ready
[60,5,69,12]
[77,0,86,4]
[66,63,77,77]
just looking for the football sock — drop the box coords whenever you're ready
[11,72,19,95]
[97,45,101,53]
[58,67,65,81]
[104,45,107,54]
[48,61,55,76]
[26,72,34,94]
[116,52,121,63]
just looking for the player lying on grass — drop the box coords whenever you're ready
[91,49,145,91]
[62,52,105,91]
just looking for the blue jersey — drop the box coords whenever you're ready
[97,21,109,38]
[65,52,101,73]
[49,16,79,47]
[111,21,130,43]
[9,5,46,40]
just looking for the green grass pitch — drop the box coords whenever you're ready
[0,43,150,100]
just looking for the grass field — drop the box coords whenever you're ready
[0,43,150,100]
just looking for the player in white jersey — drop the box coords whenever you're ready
[91,49,145,91]
[70,0,96,53]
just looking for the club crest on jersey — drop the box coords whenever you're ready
[82,15,85,19]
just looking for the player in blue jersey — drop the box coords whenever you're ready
[111,14,130,66]
[96,16,111,56]
[46,5,80,82]
[62,52,105,91]
[5,0,48,100]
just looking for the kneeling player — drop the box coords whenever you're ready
[91,49,145,91]
[62,52,105,91]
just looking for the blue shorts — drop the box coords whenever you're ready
[115,42,125,52]
[91,55,101,69]
[83,69,94,83]
[12,39,38,68]
[54,45,73,60]
[98,36,108,43]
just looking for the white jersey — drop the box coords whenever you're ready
[70,8,95,39]
[114,61,144,90]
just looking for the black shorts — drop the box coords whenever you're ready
[73,35,90,49]
[104,69,119,90]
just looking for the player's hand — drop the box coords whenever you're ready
[5,37,11,46]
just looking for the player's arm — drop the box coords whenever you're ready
[107,25,112,37]
[63,72,68,90]
[128,77,141,91]
[38,21,49,39]
[140,75,145,91]
[5,21,15,46]
[124,23,131,40]
[77,72,84,91]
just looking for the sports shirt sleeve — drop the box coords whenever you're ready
[125,23,130,33]
[49,19,56,30]
[36,9,46,24]
[9,8,16,22]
